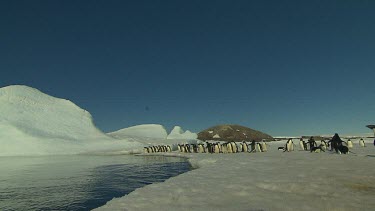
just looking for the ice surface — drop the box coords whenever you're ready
[167,126,198,140]
[96,139,375,211]
[0,85,143,156]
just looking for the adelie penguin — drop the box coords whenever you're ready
[227,142,233,153]
[284,139,294,152]
[347,139,353,149]
[214,143,220,153]
[299,138,305,151]
[249,140,256,153]
[231,142,238,153]
[221,143,228,153]
[242,141,248,153]
[338,145,349,154]
[198,144,205,153]
[359,139,366,147]
[261,141,268,152]
[310,144,325,153]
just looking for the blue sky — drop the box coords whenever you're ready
[1,0,374,136]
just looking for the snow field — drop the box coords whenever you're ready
[96,140,375,211]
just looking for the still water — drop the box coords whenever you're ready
[0,155,191,210]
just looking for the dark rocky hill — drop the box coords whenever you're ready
[198,124,273,141]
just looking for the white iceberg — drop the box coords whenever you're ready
[0,85,142,156]
[108,124,168,139]
[167,126,197,140]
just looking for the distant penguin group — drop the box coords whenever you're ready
[281,135,369,154]
[143,145,172,153]
[170,140,269,154]
[143,136,368,155]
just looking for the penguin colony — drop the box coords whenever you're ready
[143,141,269,154]
[143,137,367,154]
[285,136,367,154]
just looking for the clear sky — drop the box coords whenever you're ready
[1,0,375,136]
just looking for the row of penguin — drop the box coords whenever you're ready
[143,138,367,154]
[144,141,268,154]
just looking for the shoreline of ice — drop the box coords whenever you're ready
[95,140,375,211]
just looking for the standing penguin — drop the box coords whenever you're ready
[242,141,248,153]
[256,143,262,152]
[285,139,293,152]
[290,139,295,151]
[299,138,305,151]
[261,141,268,152]
[226,142,232,153]
[221,143,228,153]
[359,138,366,147]
[250,140,256,153]
[330,133,345,154]
[231,142,238,153]
[212,143,219,153]
[347,139,353,149]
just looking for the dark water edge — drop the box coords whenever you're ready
[85,156,191,211]
[0,155,191,211]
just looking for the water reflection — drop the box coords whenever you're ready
[0,155,190,211]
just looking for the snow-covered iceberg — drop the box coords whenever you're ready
[167,126,197,140]
[108,124,168,139]
[108,125,197,148]
[0,85,142,156]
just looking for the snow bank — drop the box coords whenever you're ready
[96,139,375,211]
[0,85,143,156]
[167,126,198,140]
[108,124,168,139]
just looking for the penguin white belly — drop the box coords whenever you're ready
[214,145,220,153]
[256,143,261,152]
[286,142,292,152]
[238,144,243,152]
[221,145,227,153]
[359,140,365,147]
[227,144,232,153]
[231,143,237,153]
[243,144,248,152]
[261,143,267,152]
[347,141,353,148]
[198,145,203,153]
[299,141,304,150]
